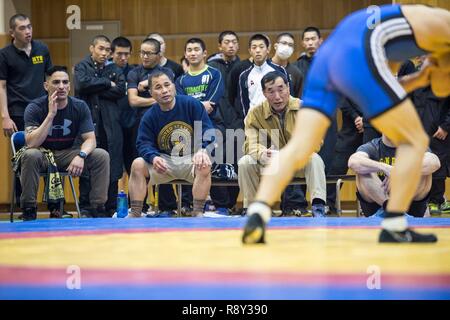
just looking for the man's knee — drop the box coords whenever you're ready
[89,148,110,164]
[308,153,325,170]
[131,157,149,176]
[21,148,44,163]
[195,164,211,178]
[238,155,259,174]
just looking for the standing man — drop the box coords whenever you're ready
[238,34,290,117]
[146,33,184,80]
[272,33,303,99]
[110,36,138,178]
[74,35,126,216]
[294,27,322,82]
[207,31,242,210]
[207,31,241,130]
[176,37,230,215]
[0,13,52,210]
[1,14,52,136]
[296,27,338,189]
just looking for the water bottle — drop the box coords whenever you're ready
[117,190,128,218]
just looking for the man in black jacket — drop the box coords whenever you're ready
[207,31,242,211]
[74,35,126,216]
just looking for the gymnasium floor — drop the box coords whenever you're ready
[0,215,449,300]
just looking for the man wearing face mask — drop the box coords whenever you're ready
[272,33,303,99]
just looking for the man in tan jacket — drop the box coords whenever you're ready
[238,71,327,217]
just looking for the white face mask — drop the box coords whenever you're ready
[276,44,294,60]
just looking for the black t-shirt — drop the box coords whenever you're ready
[127,64,174,118]
[357,137,431,180]
[24,95,94,150]
[162,59,184,80]
[0,40,52,116]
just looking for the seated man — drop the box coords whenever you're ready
[127,71,215,218]
[238,71,327,217]
[348,134,440,218]
[19,66,110,220]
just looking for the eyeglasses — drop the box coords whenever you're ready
[51,80,69,85]
[278,41,294,48]
[140,50,159,57]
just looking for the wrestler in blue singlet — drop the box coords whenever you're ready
[302,4,429,120]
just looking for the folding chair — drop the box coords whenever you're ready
[9,131,81,222]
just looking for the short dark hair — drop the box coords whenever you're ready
[148,70,174,89]
[276,32,295,43]
[302,27,321,39]
[9,13,29,30]
[185,38,206,52]
[249,33,270,48]
[111,36,132,52]
[261,71,288,91]
[45,66,69,79]
[142,38,161,53]
[92,35,111,46]
[180,56,189,66]
[218,31,239,44]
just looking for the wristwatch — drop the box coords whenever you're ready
[78,151,87,159]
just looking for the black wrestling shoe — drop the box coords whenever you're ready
[379,228,438,243]
[242,214,266,244]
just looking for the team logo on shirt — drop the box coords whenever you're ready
[49,119,72,136]
[158,121,193,156]
[32,55,44,64]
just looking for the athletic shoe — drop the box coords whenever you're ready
[440,201,450,214]
[49,209,73,219]
[216,207,230,216]
[242,214,266,244]
[429,202,441,215]
[21,207,37,221]
[283,208,309,217]
[311,203,326,217]
[379,228,438,243]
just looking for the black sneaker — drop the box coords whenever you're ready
[21,207,37,221]
[80,208,93,218]
[379,228,438,243]
[242,214,266,244]
[49,209,73,219]
[180,206,193,217]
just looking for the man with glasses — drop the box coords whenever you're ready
[272,33,303,99]
[19,66,110,220]
[146,33,184,80]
